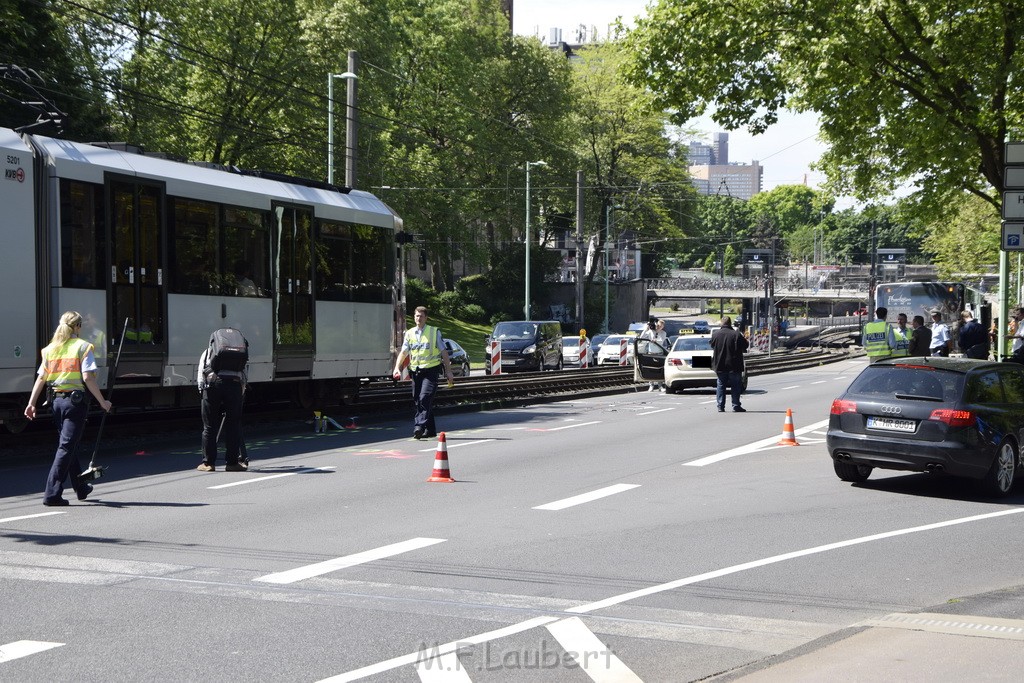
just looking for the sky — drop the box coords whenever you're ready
[510,0,830,194]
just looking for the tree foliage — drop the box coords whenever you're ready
[566,42,697,282]
[922,194,1001,278]
[626,0,1024,215]
[1,0,111,139]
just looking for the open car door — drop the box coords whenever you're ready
[633,338,668,381]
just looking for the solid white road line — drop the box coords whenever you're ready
[415,650,473,682]
[0,512,66,524]
[254,537,446,584]
[568,508,1024,614]
[319,616,560,682]
[207,466,336,489]
[534,484,640,511]
[321,509,1024,682]
[545,617,642,683]
[0,640,63,663]
[684,419,830,467]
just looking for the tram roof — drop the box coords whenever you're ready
[29,130,398,228]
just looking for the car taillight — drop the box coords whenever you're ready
[830,399,857,415]
[668,358,683,366]
[928,409,976,427]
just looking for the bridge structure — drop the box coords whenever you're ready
[646,276,870,306]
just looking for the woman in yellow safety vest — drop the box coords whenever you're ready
[24,311,113,506]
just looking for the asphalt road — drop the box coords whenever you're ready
[4,357,1024,681]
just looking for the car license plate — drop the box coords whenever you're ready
[866,416,916,432]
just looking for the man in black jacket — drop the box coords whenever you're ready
[957,310,988,359]
[710,316,749,413]
[908,315,932,357]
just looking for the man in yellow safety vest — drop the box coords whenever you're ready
[392,306,455,439]
[890,312,910,358]
[863,307,898,363]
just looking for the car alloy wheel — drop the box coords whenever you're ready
[984,439,1017,497]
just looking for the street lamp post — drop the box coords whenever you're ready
[327,70,357,186]
[603,204,622,334]
[524,160,547,320]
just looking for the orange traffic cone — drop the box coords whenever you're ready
[426,432,456,482]
[777,408,799,446]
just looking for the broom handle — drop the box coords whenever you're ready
[87,317,129,469]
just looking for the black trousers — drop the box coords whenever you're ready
[411,365,440,433]
[201,377,243,465]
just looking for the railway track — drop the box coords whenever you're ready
[3,347,857,455]
[356,346,857,412]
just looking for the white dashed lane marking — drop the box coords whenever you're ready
[0,640,63,663]
[253,537,446,585]
[532,421,602,432]
[419,439,495,452]
[534,484,640,511]
[684,419,830,467]
[0,512,66,524]
[638,407,675,416]
[415,650,473,682]
[207,466,336,489]
[546,617,643,682]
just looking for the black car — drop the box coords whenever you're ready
[827,357,1024,496]
[443,339,472,377]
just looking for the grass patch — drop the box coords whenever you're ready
[402,313,492,367]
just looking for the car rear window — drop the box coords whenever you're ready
[847,365,962,402]
[672,337,712,352]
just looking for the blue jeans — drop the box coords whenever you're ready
[715,370,743,410]
[44,392,90,502]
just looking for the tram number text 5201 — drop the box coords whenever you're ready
[6,155,20,164]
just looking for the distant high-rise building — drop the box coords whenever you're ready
[686,141,714,166]
[686,132,762,199]
[688,160,763,200]
[712,132,729,165]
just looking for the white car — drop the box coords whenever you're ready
[561,336,585,368]
[595,335,634,365]
[634,334,748,394]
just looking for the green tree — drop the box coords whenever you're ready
[626,0,1023,215]
[922,194,1001,278]
[1,0,111,139]
[689,194,751,269]
[567,42,696,283]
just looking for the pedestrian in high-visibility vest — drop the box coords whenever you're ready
[392,306,455,440]
[863,307,897,363]
[23,311,113,506]
[890,313,910,358]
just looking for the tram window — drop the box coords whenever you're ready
[223,207,269,297]
[317,221,353,301]
[59,180,105,289]
[169,198,218,294]
[351,225,393,304]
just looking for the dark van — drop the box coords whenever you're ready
[485,321,563,373]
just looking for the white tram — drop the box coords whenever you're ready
[0,127,402,432]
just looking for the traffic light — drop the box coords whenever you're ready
[419,249,427,270]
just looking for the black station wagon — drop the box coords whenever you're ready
[827,357,1024,497]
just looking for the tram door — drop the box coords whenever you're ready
[109,180,164,350]
[273,205,314,372]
